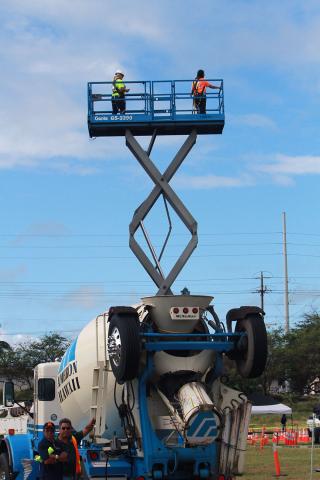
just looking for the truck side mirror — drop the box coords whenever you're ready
[3,381,15,407]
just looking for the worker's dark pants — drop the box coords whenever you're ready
[195,96,207,114]
[112,97,126,114]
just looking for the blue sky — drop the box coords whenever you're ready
[1,0,320,343]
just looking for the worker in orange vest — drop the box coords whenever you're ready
[57,417,95,480]
[191,69,220,114]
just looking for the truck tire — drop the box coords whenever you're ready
[234,314,267,378]
[108,313,140,384]
[0,452,10,480]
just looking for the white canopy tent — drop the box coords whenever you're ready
[248,393,292,416]
[251,403,292,415]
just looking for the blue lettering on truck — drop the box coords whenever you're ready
[57,338,80,403]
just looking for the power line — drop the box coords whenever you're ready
[0,232,284,237]
[0,329,80,336]
[2,249,320,259]
[0,274,320,284]
[0,230,320,237]
[2,241,320,248]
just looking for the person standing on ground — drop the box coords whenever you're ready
[111,70,130,114]
[281,413,287,432]
[58,417,95,480]
[37,421,68,480]
[191,69,220,114]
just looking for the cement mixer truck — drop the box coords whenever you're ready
[0,299,267,480]
[0,79,268,479]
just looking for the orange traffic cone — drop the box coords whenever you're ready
[273,443,281,476]
[303,428,310,443]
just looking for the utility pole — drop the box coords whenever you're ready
[254,271,270,311]
[283,211,289,333]
[259,271,266,311]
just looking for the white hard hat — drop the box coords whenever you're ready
[115,69,124,76]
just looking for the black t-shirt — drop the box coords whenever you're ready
[57,431,84,477]
[38,437,63,480]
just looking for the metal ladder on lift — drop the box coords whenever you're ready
[126,128,198,295]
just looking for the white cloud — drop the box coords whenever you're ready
[1,0,320,175]
[57,285,106,310]
[174,173,254,190]
[0,331,35,346]
[176,152,320,190]
[166,1,320,84]
[0,265,27,281]
[230,113,277,129]
[4,0,165,43]
[11,223,69,246]
[0,1,167,172]
[256,154,320,175]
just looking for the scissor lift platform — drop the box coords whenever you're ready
[88,79,224,137]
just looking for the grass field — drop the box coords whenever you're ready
[242,445,320,479]
[243,400,320,478]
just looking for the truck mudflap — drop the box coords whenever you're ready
[226,305,264,333]
[2,433,35,480]
[218,385,252,476]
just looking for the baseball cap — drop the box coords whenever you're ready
[44,421,55,431]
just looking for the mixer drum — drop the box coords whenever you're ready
[177,382,221,445]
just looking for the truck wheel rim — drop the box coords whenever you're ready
[108,326,121,367]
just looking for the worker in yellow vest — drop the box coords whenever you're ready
[57,417,95,480]
[37,421,68,479]
[111,69,130,114]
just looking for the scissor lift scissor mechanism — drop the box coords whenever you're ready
[127,128,199,295]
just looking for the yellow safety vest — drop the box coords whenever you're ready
[35,445,55,463]
[112,79,125,98]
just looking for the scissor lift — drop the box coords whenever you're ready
[87,79,224,293]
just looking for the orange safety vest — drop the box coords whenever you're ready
[192,78,209,95]
[71,435,81,475]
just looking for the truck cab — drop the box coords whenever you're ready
[31,362,63,436]
[0,362,63,480]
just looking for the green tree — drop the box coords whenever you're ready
[260,327,287,393]
[0,333,70,389]
[16,332,70,366]
[0,340,11,351]
[284,314,320,394]
[225,314,320,396]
